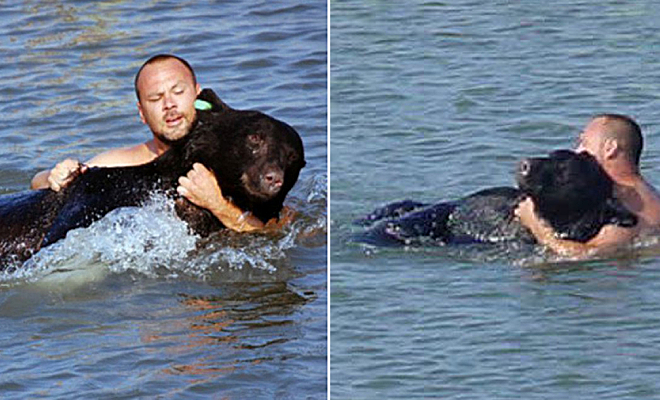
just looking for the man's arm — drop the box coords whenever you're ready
[30,143,155,191]
[177,163,271,232]
[31,169,52,190]
[515,197,637,258]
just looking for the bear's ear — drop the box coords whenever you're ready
[196,88,231,112]
[605,198,638,228]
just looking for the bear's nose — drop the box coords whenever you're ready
[264,170,284,190]
[518,159,531,176]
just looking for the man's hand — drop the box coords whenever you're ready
[177,163,223,212]
[177,163,266,232]
[47,159,87,192]
[515,196,568,250]
[514,197,537,229]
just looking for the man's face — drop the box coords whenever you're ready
[136,59,201,144]
[575,118,606,163]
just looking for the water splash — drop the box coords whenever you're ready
[0,174,327,285]
[0,193,198,284]
[186,173,328,275]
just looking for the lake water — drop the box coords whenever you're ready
[0,1,327,399]
[331,1,660,399]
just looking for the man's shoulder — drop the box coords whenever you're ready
[86,143,155,168]
[624,178,660,228]
[643,188,660,227]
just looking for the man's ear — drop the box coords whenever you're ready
[137,101,147,124]
[603,138,619,160]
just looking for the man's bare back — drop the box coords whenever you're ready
[615,177,660,235]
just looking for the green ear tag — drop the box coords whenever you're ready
[194,99,213,110]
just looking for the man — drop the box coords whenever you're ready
[30,54,266,232]
[516,114,660,257]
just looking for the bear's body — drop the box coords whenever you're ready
[0,89,305,268]
[356,150,636,247]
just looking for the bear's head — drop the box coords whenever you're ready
[179,89,306,223]
[516,149,636,241]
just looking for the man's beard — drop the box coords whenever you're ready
[155,116,198,147]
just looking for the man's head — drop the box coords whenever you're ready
[575,113,643,168]
[135,54,202,145]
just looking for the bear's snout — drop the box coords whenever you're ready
[515,157,545,195]
[518,159,532,177]
[262,167,284,194]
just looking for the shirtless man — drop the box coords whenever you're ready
[31,54,266,232]
[516,114,660,257]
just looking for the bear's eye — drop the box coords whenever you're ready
[554,164,576,187]
[247,134,264,153]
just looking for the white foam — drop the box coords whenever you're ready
[0,193,198,284]
[0,174,327,285]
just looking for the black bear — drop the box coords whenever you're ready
[0,89,306,268]
[356,150,636,247]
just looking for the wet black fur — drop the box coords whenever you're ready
[356,150,636,247]
[0,89,305,268]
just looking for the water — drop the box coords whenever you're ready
[0,1,326,399]
[331,1,660,398]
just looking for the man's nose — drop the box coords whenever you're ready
[163,93,176,109]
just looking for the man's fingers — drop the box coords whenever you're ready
[186,164,213,186]
[178,175,190,187]
[192,163,213,178]
[177,176,193,198]
[50,160,83,188]
[47,177,61,192]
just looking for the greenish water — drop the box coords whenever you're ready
[331,1,660,398]
[0,1,327,399]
